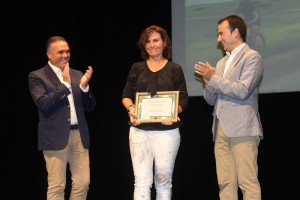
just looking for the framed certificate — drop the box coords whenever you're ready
[135,91,179,123]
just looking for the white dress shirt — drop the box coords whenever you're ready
[48,62,78,125]
[223,43,246,76]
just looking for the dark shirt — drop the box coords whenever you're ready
[122,60,189,130]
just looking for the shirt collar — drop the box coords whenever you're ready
[226,43,245,56]
[48,61,62,76]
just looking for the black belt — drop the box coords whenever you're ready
[70,124,79,130]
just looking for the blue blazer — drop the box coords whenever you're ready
[204,44,263,141]
[28,64,96,150]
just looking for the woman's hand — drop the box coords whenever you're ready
[128,111,141,126]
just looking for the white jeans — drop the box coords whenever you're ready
[129,127,180,200]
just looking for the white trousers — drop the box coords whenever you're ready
[129,127,180,200]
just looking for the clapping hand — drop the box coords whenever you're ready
[62,63,71,84]
[194,61,215,83]
[80,66,93,88]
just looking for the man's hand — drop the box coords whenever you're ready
[62,63,71,84]
[80,66,93,88]
[194,61,215,83]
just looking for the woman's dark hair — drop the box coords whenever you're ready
[218,15,247,42]
[137,25,172,60]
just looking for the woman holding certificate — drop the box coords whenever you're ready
[122,25,189,200]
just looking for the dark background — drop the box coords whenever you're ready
[6,0,299,199]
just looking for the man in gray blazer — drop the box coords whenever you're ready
[195,15,263,200]
[28,36,96,200]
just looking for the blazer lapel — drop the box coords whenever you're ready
[218,56,229,76]
[45,64,61,86]
[223,44,250,78]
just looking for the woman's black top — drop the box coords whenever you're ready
[122,60,189,130]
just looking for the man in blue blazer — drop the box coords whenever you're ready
[28,36,96,200]
[195,15,263,200]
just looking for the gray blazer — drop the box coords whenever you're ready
[204,44,263,141]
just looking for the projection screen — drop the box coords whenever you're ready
[172,0,300,96]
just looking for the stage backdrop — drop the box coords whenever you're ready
[172,0,300,96]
